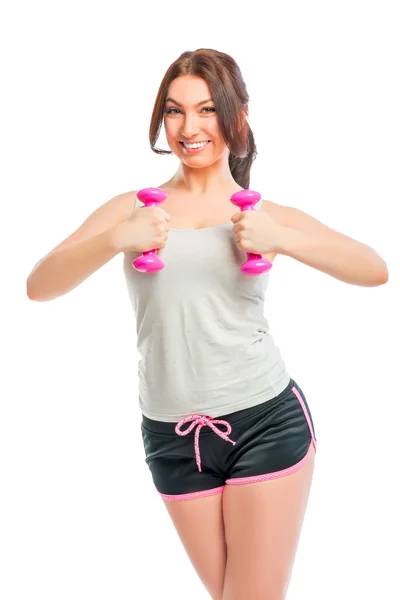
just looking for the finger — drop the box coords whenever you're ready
[231,212,242,224]
[161,210,172,221]
[233,226,244,238]
[233,220,246,233]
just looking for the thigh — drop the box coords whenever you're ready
[141,419,227,598]
[163,492,227,600]
[222,446,316,600]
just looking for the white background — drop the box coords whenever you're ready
[1,1,399,598]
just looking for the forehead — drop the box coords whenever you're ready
[166,75,212,104]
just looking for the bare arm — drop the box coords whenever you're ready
[278,225,388,286]
[26,191,136,302]
[261,201,389,286]
[27,229,122,301]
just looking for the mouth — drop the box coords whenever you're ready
[179,140,211,153]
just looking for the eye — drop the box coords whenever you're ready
[165,107,216,115]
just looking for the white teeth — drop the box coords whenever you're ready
[183,141,209,149]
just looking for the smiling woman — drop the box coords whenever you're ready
[165,97,215,152]
[149,49,253,189]
[26,46,388,600]
[160,75,246,166]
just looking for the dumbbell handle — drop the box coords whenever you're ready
[230,190,273,275]
[131,187,168,273]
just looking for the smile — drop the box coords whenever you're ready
[179,141,211,153]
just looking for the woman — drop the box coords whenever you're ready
[27,49,388,599]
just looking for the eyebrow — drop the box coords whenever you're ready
[165,97,214,107]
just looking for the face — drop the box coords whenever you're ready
[163,75,230,166]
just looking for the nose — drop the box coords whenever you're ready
[181,113,200,139]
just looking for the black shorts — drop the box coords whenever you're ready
[140,378,317,501]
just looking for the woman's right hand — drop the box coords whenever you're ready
[112,206,171,253]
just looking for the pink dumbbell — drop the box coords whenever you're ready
[230,189,273,275]
[132,187,168,273]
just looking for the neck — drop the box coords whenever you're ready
[169,155,239,195]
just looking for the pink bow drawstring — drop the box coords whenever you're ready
[175,414,236,472]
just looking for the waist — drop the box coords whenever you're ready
[139,363,291,423]
[141,373,292,427]
[137,324,289,421]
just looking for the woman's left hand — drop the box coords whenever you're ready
[231,210,285,254]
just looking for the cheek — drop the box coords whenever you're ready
[164,118,178,139]
[209,118,222,137]
[209,118,227,149]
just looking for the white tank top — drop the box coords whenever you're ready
[122,197,291,422]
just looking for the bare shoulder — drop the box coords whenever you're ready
[47,190,138,255]
[109,190,138,216]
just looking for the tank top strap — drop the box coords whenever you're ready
[254,196,264,211]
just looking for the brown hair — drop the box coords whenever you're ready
[149,48,257,189]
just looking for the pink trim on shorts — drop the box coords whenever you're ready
[291,386,317,452]
[159,486,225,502]
[225,442,314,485]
